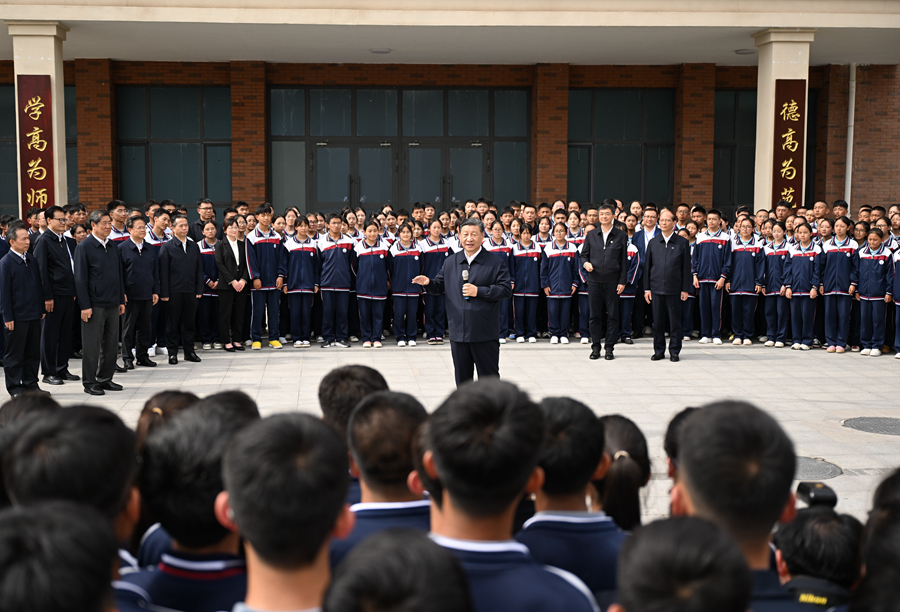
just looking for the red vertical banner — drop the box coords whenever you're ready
[771,79,806,209]
[17,74,55,217]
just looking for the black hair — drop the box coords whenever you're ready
[318,365,389,442]
[202,219,218,231]
[537,398,605,496]
[254,203,274,216]
[872,205,887,215]
[125,214,148,230]
[223,413,349,568]
[326,212,343,224]
[324,529,473,612]
[26,206,42,219]
[594,415,651,531]
[170,213,188,226]
[348,391,428,495]
[868,228,884,240]
[362,219,380,232]
[106,199,126,213]
[427,379,543,518]
[412,202,425,211]
[412,422,442,507]
[552,222,568,236]
[43,205,64,222]
[519,222,533,236]
[773,506,862,589]
[849,564,900,612]
[678,401,795,541]
[707,208,722,219]
[861,502,900,574]
[152,207,170,220]
[776,200,791,209]
[676,202,691,211]
[0,501,118,612]
[616,517,753,612]
[663,407,698,466]
[0,392,60,428]
[223,216,239,230]
[597,203,614,214]
[872,468,900,510]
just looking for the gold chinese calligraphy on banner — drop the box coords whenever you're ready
[17,75,55,217]
[771,80,806,209]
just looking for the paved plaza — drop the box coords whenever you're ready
[40,337,900,523]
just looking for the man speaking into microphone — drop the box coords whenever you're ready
[413,218,512,386]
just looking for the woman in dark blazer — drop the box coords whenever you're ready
[215,216,251,351]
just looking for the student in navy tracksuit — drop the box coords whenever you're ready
[510,224,542,342]
[892,247,900,356]
[784,223,821,350]
[483,221,513,342]
[420,220,451,344]
[317,213,357,348]
[353,222,390,348]
[763,222,791,347]
[618,241,642,343]
[146,209,171,355]
[390,223,423,346]
[692,210,731,343]
[119,216,159,369]
[679,228,696,341]
[541,223,579,343]
[724,219,765,344]
[820,216,858,352]
[246,204,284,349]
[853,228,893,356]
[198,222,220,348]
[278,217,319,348]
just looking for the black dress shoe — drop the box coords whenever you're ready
[589,349,602,360]
[184,353,202,363]
[41,375,64,386]
[224,345,236,352]
[650,353,666,361]
[60,371,80,381]
[100,381,123,391]
[115,364,128,373]
[169,355,179,365]
[234,343,245,351]
[84,384,105,396]
[670,354,680,362]
[123,360,135,370]
[623,338,634,345]
[136,357,156,367]
[605,352,615,360]
[70,350,82,359]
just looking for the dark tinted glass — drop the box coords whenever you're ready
[568,90,592,141]
[119,144,147,203]
[567,145,590,203]
[494,141,528,203]
[357,90,397,137]
[150,87,200,139]
[206,144,231,202]
[310,89,351,137]
[150,142,201,202]
[117,87,147,140]
[271,89,305,137]
[494,90,528,137]
[449,90,489,137]
[402,90,443,137]
[203,88,231,139]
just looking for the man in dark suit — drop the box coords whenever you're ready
[413,218,512,387]
[631,208,658,338]
[581,200,629,361]
[188,198,222,242]
[0,226,47,396]
[33,205,79,385]
[643,209,692,362]
[75,210,126,396]
[119,215,159,369]
[159,214,204,365]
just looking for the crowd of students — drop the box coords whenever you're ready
[0,365,897,612]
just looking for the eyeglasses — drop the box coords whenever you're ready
[51,217,66,222]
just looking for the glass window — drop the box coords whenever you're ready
[271,141,306,210]
[402,90,442,137]
[271,89,305,137]
[449,90,489,137]
[65,86,77,140]
[450,147,483,204]
[408,147,442,204]
[0,142,17,215]
[594,144,642,204]
[644,146,673,203]
[494,91,528,138]
[567,145,590,203]
[117,87,147,140]
[316,147,350,203]
[66,145,78,203]
[358,147,393,204]
[713,147,733,205]
[357,90,397,137]
[118,145,147,203]
[203,88,231,140]
[493,141,527,203]
[150,87,200,139]
[150,143,202,203]
[595,90,642,141]
[310,89,351,137]
[644,90,675,141]
[713,90,757,214]
[737,91,757,142]
[205,145,231,202]
[714,91,736,142]
[568,91,592,141]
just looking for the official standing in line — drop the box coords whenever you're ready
[580,200,629,361]
[159,214,204,365]
[119,215,159,369]
[215,216,250,352]
[188,198,222,242]
[33,205,79,385]
[0,226,46,396]
[74,210,126,396]
[644,209,692,362]
[412,218,512,387]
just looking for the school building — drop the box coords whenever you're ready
[1,1,899,220]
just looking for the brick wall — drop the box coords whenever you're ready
[268,63,534,87]
[814,65,849,206]
[74,59,117,209]
[230,62,267,203]
[849,65,900,211]
[569,65,679,88]
[111,61,230,86]
[531,64,569,204]
[674,64,716,206]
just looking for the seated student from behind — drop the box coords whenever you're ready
[219,413,355,612]
[663,406,698,482]
[331,391,430,567]
[515,397,626,596]
[122,397,261,612]
[423,379,599,612]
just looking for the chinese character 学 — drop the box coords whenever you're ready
[23,96,44,121]
[25,127,47,152]
[780,158,797,181]
[781,187,795,203]
[26,188,48,207]
[780,100,800,122]
[27,157,47,181]
[781,128,799,153]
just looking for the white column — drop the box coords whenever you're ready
[6,20,69,209]
[752,28,816,212]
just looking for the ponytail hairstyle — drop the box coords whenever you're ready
[594,414,651,531]
[135,391,200,453]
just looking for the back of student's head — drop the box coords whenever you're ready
[849,564,900,612]
[663,407,698,466]
[678,400,795,542]
[595,414,650,531]
[412,421,443,507]
[223,413,349,568]
[614,517,752,612]
[3,406,137,519]
[872,467,900,511]
[348,391,427,497]
[0,501,118,612]
[323,529,473,612]
[861,502,900,575]
[141,401,260,549]
[319,365,389,440]
[427,379,543,518]
[136,390,199,452]
[773,506,862,589]
[193,389,260,420]
[0,392,60,428]
[538,397,605,496]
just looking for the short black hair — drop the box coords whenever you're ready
[319,365,389,442]
[537,398,605,496]
[348,391,428,495]
[597,203,614,214]
[679,401,796,541]
[255,203,273,216]
[324,529,473,612]
[0,392,60,428]
[106,199,126,213]
[223,414,349,569]
[427,379,543,518]
[664,407,698,464]
[43,205,64,222]
[140,400,260,549]
[4,225,26,245]
[773,506,862,589]
[616,517,753,612]
[412,421,442,507]
[326,212,343,224]
[595,415,651,531]
[0,501,118,612]
[872,467,900,510]
[3,406,137,519]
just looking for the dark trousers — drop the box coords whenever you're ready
[860,299,887,350]
[82,305,120,386]
[682,297,695,337]
[279,292,291,338]
[450,340,500,387]
[730,294,757,341]
[358,297,385,343]
[40,295,74,377]
[496,298,510,340]
[814,294,826,343]
[824,294,852,348]
[348,292,361,338]
[423,294,446,339]
[198,296,220,343]
[537,292,548,334]
[321,290,349,343]
[218,288,247,345]
[698,283,723,339]
[589,282,619,350]
[651,294,683,356]
[894,305,900,353]
[4,319,41,395]
[578,293,591,337]
[288,293,314,342]
[150,300,167,348]
[849,298,861,347]
[547,297,572,338]
[393,295,418,342]
[765,295,790,343]
[122,299,153,362]
[166,293,198,356]
[250,290,280,342]
[619,297,635,339]
[790,295,816,347]
[514,296,537,339]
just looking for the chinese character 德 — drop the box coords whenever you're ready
[780,158,797,181]
[781,128,799,153]
[26,188,48,207]
[23,96,44,121]
[781,187,795,203]
[25,127,47,152]
[780,100,800,122]
[27,157,47,181]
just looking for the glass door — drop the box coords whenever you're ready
[405,145,444,207]
[356,145,395,209]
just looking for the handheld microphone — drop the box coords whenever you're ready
[462,269,469,300]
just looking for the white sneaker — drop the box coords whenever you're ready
[148,345,156,356]
[408,340,417,347]
[294,341,304,348]
[743,339,752,346]
[758,335,768,343]
[202,343,212,350]
[860,348,871,355]
[574,332,581,339]
[698,337,710,344]
[516,337,525,343]
[499,338,507,344]
[791,343,801,350]
[131,348,136,358]
[350,336,359,343]
[528,337,537,343]
[733,338,742,346]
[894,352,900,359]
[156,346,168,356]
[774,342,785,348]
[683,336,691,341]
[871,349,882,357]
[550,336,559,344]
[712,338,723,345]
[316,336,324,343]
[245,339,253,347]
[373,341,382,348]
[213,343,223,349]
[765,341,775,347]
[580,337,590,344]
[560,337,569,344]
[302,341,310,348]
[279,337,287,344]
[800,344,811,351]
[362,341,372,348]
[397,340,406,347]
